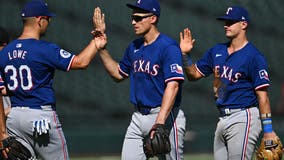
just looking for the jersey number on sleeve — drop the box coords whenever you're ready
[4,65,33,91]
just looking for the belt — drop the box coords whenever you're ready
[135,105,153,115]
[135,105,180,115]
[12,105,55,111]
[218,106,256,117]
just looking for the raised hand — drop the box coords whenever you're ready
[180,28,195,55]
[93,7,106,33]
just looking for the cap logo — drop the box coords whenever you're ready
[226,7,233,15]
[242,16,245,20]
[137,0,141,4]
[153,8,156,11]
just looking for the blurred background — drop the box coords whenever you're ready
[1,0,284,158]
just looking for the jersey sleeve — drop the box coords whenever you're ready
[249,54,270,90]
[118,46,132,78]
[162,45,184,83]
[195,47,214,77]
[42,43,75,72]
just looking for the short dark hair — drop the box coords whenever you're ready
[0,26,10,46]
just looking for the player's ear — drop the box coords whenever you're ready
[36,17,45,28]
[241,21,248,30]
[151,15,159,25]
[34,17,41,22]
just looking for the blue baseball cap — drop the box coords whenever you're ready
[127,0,161,17]
[217,6,249,23]
[21,0,56,18]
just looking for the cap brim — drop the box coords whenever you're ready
[47,13,56,17]
[21,12,56,18]
[217,16,238,21]
[126,3,139,9]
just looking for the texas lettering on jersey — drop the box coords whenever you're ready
[133,59,159,76]
[215,65,242,83]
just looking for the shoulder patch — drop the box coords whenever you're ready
[170,64,183,74]
[259,69,269,80]
[60,49,71,58]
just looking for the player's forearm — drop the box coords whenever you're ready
[256,89,272,115]
[183,65,202,81]
[99,49,123,82]
[256,88,275,136]
[155,81,179,124]
[181,54,202,81]
[0,96,8,140]
[71,40,99,69]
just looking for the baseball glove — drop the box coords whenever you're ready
[143,124,171,158]
[256,136,283,160]
[0,137,32,160]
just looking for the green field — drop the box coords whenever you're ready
[71,153,214,160]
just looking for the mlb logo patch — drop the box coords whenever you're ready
[170,64,183,74]
[259,69,269,80]
[16,43,22,48]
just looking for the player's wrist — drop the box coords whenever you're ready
[97,44,107,51]
[91,29,103,38]
[261,113,272,119]
[182,54,193,67]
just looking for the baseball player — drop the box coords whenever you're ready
[180,6,280,160]
[0,1,106,159]
[94,0,186,159]
[0,26,11,117]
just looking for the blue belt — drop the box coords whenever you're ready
[218,106,256,117]
[12,105,55,111]
[135,105,153,115]
[135,105,179,115]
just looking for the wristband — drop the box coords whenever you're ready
[182,54,193,67]
[262,118,273,133]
